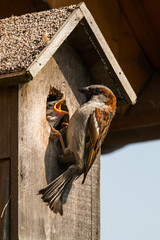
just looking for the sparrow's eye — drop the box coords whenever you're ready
[47,103,53,109]
[90,88,102,95]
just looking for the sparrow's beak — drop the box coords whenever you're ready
[78,87,92,102]
[77,87,90,95]
[53,99,68,115]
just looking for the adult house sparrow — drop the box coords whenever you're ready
[46,99,68,150]
[39,85,116,215]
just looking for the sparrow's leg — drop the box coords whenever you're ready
[61,122,68,127]
[49,124,65,152]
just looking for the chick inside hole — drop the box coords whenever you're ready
[46,87,69,132]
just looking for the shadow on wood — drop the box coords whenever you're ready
[44,125,73,209]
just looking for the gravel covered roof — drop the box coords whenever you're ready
[0,5,76,76]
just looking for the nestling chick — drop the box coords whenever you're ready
[46,99,68,150]
[46,99,68,128]
[39,85,116,215]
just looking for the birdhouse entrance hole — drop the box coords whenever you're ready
[46,86,69,132]
[47,86,63,102]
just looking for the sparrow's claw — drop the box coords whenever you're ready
[49,132,56,141]
[49,124,65,151]
[61,122,68,127]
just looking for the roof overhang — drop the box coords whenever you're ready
[0,2,136,105]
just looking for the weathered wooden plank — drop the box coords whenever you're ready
[0,88,10,159]
[0,159,10,240]
[10,86,18,240]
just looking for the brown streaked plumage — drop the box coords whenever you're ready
[39,85,116,215]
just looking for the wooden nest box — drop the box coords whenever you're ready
[0,2,136,240]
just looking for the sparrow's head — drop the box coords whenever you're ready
[78,85,116,108]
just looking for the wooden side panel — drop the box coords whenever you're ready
[10,86,18,240]
[0,87,12,239]
[0,88,10,159]
[18,43,100,239]
[0,159,10,240]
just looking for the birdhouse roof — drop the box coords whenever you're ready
[0,2,136,104]
[0,5,76,76]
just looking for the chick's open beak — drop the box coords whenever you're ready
[54,99,68,115]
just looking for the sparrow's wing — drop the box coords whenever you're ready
[82,108,113,183]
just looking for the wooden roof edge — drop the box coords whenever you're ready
[27,7,83,78]
[78,2,137,105]
[0,70,32,87]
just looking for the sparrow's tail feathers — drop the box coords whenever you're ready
[39,165,81,215]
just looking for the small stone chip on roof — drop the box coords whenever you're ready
[0,5,76,76]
